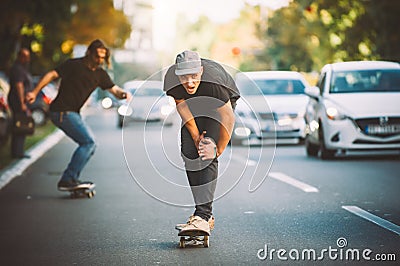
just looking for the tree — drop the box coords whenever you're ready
[67,0,131,48]
[0,0,75,74]
[254,0,400,72]
[262,1,315,71]
[344,0,400,62]
[0,0,131,75]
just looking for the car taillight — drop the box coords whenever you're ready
[0,96,8,109]
[42,94,52,105]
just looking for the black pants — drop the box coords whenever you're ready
[8,97,26,158]
[180,117,220,221]
[11,131,26,158]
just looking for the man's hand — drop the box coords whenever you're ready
[121,90,132,101]
[198,137,217,161]
[27,70,59,104]
[108,85,131,100]
[25,91,37,105]
[194,130,207,150]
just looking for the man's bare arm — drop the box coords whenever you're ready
[108,85,131,100]
[215,101,235,157]
[175,99,205,149]
[15,82,27,111]
[26,70,59,104]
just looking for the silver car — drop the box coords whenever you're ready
[117,80,176,128]
[232,71,310,145]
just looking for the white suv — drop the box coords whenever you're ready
[304,61,400,159]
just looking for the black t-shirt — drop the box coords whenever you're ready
[164,58,240,117]
[50,58,114,112]
[8,62,33,111]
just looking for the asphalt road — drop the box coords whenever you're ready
[0,107,399,265]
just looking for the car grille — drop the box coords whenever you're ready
[259,112,276,120]
[355,117,400,137]
[258,112,298,121]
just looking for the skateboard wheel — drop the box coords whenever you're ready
[203,235,209,248]
[179,237,185,248]
[87,191,95,198]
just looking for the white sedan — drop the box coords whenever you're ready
[304,61,400,159]
[232,71,310,145]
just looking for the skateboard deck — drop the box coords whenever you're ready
[177,229,210,248]
[67,183,96,199]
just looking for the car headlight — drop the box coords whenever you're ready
[118,105,133,116]
[324,101,347,120]
[234,126,251,137]
[326,107,347,120]
[101,97,113,109]
[309,120,319,132]
[160,105,174,116]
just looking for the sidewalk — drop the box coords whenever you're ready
[0,129,65,190]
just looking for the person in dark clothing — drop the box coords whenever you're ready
[26,39,130,191]
[8,48,33,158]
[164,50,240,234]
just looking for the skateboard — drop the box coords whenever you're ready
[67,183,96,199]
[177,229,210,248]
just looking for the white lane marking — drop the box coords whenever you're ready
[269,172,319,193]
[0,129,64,190]
[342,205,400,236]
[227,153,257,166]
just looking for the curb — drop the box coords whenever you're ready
[0,129,65,190]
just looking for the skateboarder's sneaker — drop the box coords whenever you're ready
[175,215,195,231]
[176,215,215,231]
[57,180,93,191]
[208,215,215,230]
[179,216,210,235]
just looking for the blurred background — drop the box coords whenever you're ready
[0,0,399,86]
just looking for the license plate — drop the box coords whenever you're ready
[366,124,400,134]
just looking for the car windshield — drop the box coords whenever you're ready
[330,69,400,93]
[135,88,164,97]
[237,79,305,96]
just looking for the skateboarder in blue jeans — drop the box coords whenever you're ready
[26,39,130,191]
[164,50,240,234]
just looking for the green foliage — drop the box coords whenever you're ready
[0,0,131,75]
[254,0,400,72]
[68,0,131,48]
[175,15,217,58]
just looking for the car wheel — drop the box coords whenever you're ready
[118,115,124,128]
[305,136,318,157]
[318,124,335,160]
[31,108,47,126]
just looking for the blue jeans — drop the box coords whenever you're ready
[50,112,96,182]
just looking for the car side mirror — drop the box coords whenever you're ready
[304,86,320,100]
